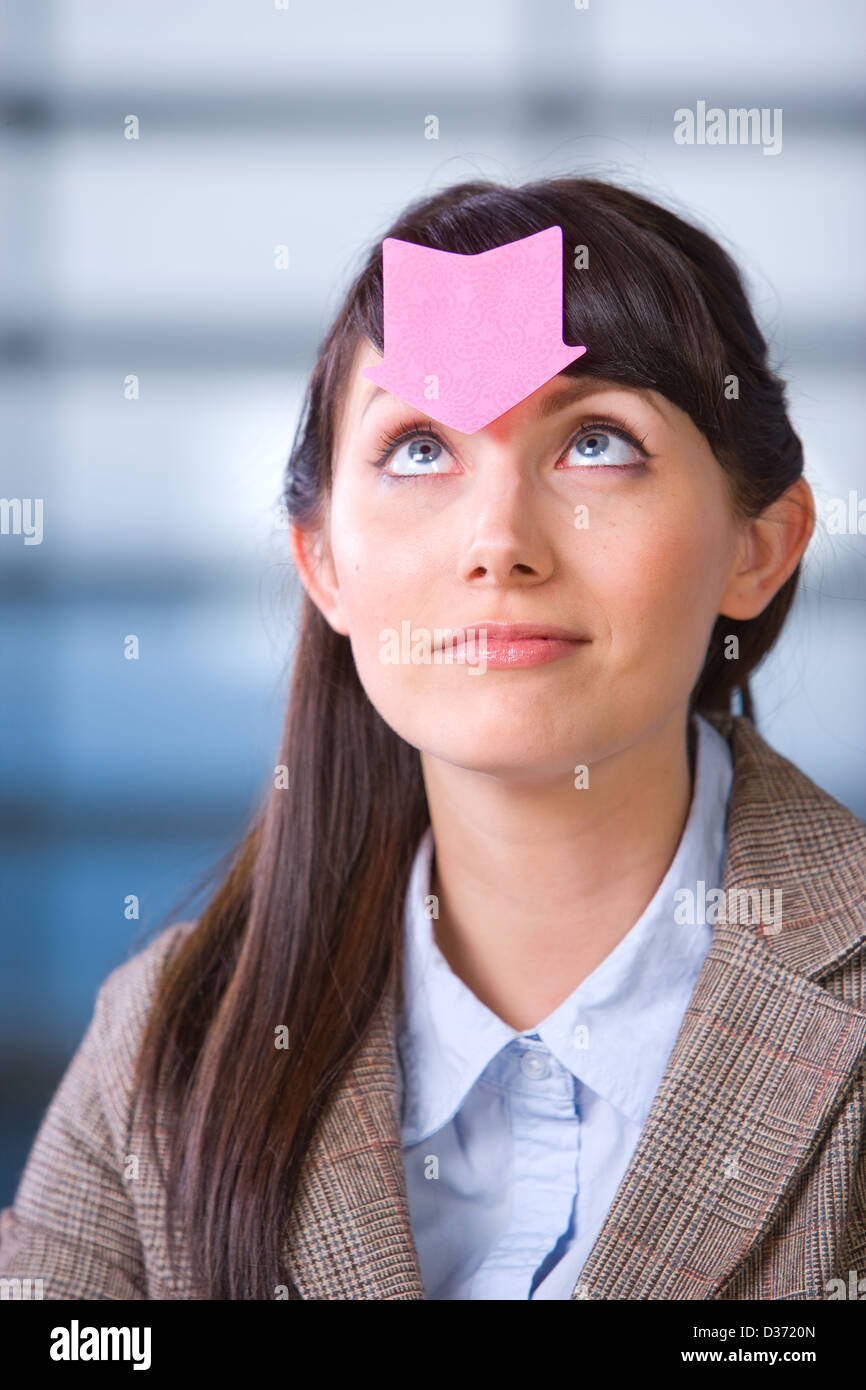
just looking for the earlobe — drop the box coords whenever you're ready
[289,522,350,636]
[719,477,815,621]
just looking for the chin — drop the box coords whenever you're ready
[411,713,594,783]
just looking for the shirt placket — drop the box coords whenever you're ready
[468,1038,581,1300]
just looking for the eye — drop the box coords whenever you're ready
[557,418,649,470]
[376,423,461,476]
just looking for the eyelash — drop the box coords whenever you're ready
[370,413,651,473]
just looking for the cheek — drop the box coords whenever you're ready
[329,494,385,622]
[588,490,730,655]
[330,485,440,627]
[328,486,444,721]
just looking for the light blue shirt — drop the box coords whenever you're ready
[396,714,734,1300]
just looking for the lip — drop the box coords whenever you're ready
[460,621,588,642]
[432,621,590,669]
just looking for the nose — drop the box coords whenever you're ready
[456,471,555,586]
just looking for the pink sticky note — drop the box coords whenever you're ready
[361,225,587,434]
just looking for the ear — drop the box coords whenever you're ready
[719,477,815,620]
[289,520,350,636]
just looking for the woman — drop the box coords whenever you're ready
[2,177,865,1302]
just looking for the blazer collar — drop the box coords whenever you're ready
[283,714,866,1299]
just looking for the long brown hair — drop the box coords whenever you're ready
[134,176,806,1298]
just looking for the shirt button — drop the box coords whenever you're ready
[520,1050,550,1079]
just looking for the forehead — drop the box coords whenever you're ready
[336,335,668,455]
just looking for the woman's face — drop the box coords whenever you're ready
[303,337,750,780]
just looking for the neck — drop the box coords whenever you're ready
[420,705,696,1031]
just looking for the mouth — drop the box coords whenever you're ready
[432,621,590,669]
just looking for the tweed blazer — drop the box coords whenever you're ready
[2,712,866,1300]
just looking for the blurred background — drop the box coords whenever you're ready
[1,0,864,1204]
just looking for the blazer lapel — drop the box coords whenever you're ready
[284,715,866,1300]
[283,983,425,1299]
[574,714,866,1299]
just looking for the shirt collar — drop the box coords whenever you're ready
[397,714,734,1144]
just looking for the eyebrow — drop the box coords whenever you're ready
[536,378,616,419]
[360,376,662,425]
